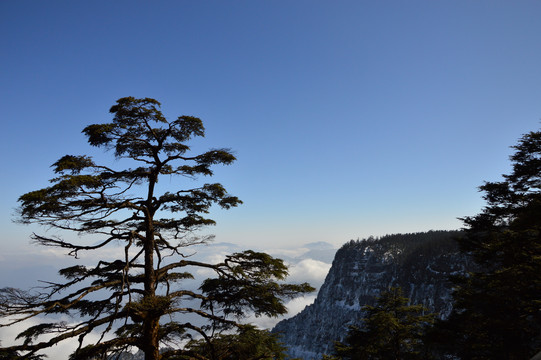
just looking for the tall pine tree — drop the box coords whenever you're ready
[0,97,313,360]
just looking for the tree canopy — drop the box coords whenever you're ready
[0,97,313,360]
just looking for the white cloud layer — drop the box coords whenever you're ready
[287,258,332,289]
[0,239,337,359]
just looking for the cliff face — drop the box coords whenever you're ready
[272,231,473,359]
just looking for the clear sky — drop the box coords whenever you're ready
[2,0,541,253]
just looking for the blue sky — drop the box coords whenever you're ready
[2,1,541,253]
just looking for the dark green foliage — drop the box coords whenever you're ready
[340,230,462,264]
[0,98,313,360]
[0,340,44,360]
[0,348,44,360]
[435,129,541,359]
[200,251,314,318]
[333,287,434,360]
[177,325,288,360]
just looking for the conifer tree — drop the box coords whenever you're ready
[438,129,541,359]
[182,324,288,360]
[333,287,434,360]
[0,97,313,360]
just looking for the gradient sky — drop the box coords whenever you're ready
[2,1,541,254]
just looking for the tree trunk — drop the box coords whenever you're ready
[144,175,160,360]
[142,234,160,360]
[143,315,160,360]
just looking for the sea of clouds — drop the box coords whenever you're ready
[0,240,336,358]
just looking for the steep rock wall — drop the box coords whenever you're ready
[272,231,473,358]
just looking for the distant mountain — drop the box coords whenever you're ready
[294,242,337,264]
[303,241,336,250]
[272,231,474,359]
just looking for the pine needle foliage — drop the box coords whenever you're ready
[333,287,435,360]
[180,324,288,360]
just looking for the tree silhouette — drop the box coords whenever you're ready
[438,129,541,359]
[0,97,313,360]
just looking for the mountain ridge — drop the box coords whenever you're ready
[272,230,473,359]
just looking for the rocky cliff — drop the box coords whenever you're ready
[272,231,473,359]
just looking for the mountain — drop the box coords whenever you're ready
[295,245,337,264]
[272,231,474,359]
[303,242,335,249]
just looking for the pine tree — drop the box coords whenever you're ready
[182,324,288,360]
[333,287,434,360]
[0,97,313,360]
[438,129,541,359]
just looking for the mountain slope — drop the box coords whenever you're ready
[272,231,473,359]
